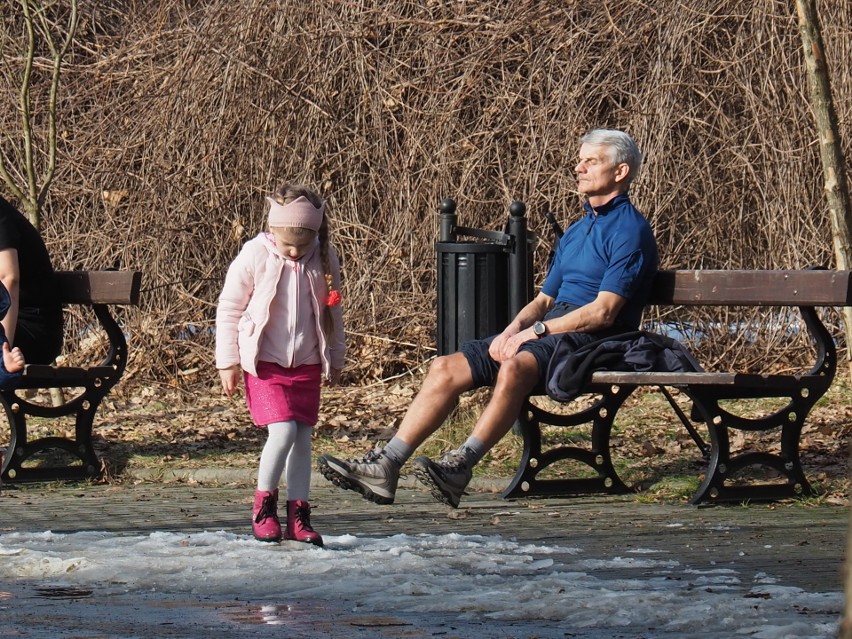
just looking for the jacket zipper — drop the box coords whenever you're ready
[289,260,299,367]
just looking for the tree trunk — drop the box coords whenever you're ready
[795,0,852,377]
[795,3,852,637]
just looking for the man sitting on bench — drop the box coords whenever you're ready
[318,128,659,508]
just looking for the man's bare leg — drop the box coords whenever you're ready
[412,352,540,508]
[394,351,474,448]
[470,352,539,449]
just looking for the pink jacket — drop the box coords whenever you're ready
[215,232,345,378]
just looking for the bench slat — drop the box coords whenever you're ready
[590,370,808,390]
[54,271,142,305]
[649,269,852,306]
[22,364,115,381]
[590,371,737,385]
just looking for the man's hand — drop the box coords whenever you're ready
[2,341,24,373]
[219,366,241,397]
[488,326,516,362]
[489,293,555,363]
[489,326,537,362]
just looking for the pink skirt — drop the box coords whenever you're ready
[244,361,322,427]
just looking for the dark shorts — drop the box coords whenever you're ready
[459,303,627,393]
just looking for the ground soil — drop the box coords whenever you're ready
[9,372,848,506]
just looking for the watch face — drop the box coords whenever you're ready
[534,321,546,336]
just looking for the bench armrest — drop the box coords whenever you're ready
[54,271,142,305]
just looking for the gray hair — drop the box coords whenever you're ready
[580,129,643,186]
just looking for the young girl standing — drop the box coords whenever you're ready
[216,184,345,546]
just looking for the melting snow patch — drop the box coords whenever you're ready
[0,530,840,638]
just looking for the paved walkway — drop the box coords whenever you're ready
[2,479,846,593]
[0,478,848,637]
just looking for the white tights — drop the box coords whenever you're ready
[256,421,313,501]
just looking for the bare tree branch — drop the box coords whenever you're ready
[1,0,850,387]
[17,0,38,226]
[2,0,78,230]
[34,0,78,213]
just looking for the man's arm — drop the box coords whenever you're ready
[540,290,626,335]
[0,248,20,345]
[490,290,626,363]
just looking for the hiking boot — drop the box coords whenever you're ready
[284,500,323,547]
[412,450,473,509]
[252,489,282,542]
[317,447,399,505]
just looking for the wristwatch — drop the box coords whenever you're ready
[533,321,547,338]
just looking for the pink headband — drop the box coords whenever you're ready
[267,196,325,231]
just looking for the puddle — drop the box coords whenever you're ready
[221,600,428,634]
[0,585,598,638]
[218,599,573,638]
[223,600,333,627]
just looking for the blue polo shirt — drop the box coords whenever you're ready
[541,193,658,329]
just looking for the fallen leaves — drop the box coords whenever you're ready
[6,374,850,505]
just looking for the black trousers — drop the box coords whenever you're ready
[16,308,63,364]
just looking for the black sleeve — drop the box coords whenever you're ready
[0,196,22,251]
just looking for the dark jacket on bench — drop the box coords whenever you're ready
[546,331,702,402]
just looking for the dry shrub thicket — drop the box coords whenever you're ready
[1,1,851,390]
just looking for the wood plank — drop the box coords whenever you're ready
[590,370,808,390]
[21,364,113,380]
[648,269,852,306]
[590,371,738,385]
[54,271,142,305]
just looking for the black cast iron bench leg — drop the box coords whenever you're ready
[502,383,636,499]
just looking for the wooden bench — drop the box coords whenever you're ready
[0,270,142,482]
[502,269,852,505]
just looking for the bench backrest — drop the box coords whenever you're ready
[648,269,852,307]
[54,271,142,305]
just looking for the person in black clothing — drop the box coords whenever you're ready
[0,195,63,365]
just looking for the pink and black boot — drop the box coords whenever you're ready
[284,500,323,547]
[252,489,282,542]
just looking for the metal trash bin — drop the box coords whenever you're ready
[435,199,533,356]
